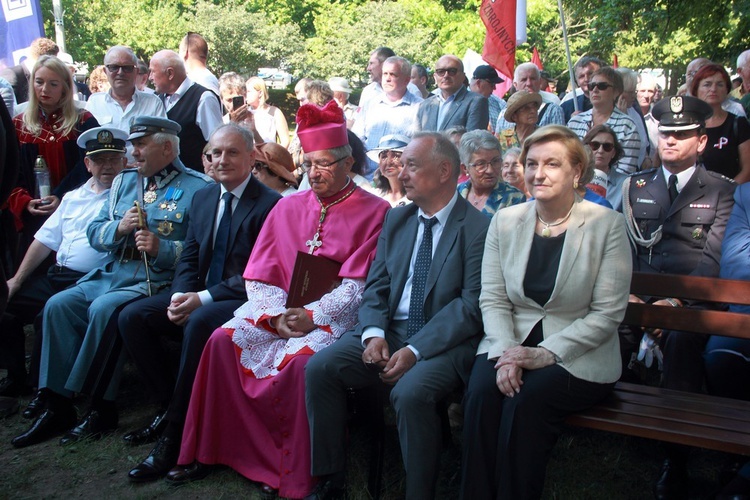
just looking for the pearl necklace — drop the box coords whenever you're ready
[537,204,574,238]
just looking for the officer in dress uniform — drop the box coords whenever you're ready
[623,95,735,278]
[12,117,213,448]
[621,96,736,500]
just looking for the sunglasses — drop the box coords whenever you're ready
[105,64,136,74]
[435,68,460,77]
[589,141,615,152]
[587,82,614,91]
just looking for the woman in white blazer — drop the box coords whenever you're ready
[460,126,632,499]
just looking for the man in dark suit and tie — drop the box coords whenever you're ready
[622,96,736,499]
[415,55,489,133]
[305,132,490,499]
[118,122,280,482]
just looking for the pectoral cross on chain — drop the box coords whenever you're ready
[306,232,322,254]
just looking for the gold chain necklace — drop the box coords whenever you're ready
[305,179,357,254]
[537,204,574,238]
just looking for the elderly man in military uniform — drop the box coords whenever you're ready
[621,96,736,499]
[1,126,127,413]
[12,117,212,448]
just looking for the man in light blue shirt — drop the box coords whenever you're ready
[353,56,422,177]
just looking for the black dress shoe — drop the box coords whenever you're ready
[259,484,278,500]
[22,391,47,420]
[165,461,214,485]
[653,459,688,500]
[0,377,31,398]
[717,473,750,500]
[304,478,346,500]
[11,408,77,448]
[59,409,118,445]
[128,436,180,483]
[123,410,167,446]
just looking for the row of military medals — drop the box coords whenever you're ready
[143,183,184,212]
[144,183,184,236]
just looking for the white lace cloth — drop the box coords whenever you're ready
[226,278,364,378]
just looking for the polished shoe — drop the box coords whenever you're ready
[0,377,31,398]
[59,409,118,445]
[716,473,750,500]
[11,408,77,448]
[123,410,167,446]
[128,436,180,483]
[0,396,20,418]
[304,478,346,500]
[653,459,688,500]
[165,461,214,485]
[22,391,46,420]
[259,484,279,500]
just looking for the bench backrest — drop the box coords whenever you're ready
[623,272,750,339]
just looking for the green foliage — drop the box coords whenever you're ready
[304,0,448,85]
[38,0,747,95]
[190,2,305,76]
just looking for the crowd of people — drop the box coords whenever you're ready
[1,32,750,500]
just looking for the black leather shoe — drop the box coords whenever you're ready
[11,408,77,448]
[22,391,46,420]
[304,478,346,500]
[259,484,278,500]
[128,436,180,483]
[0,377,31,398]
[716,472,750,500]
[123,410,167,446]
[165,461,214,485]
[59,409,118,445]
[653,459,688,500]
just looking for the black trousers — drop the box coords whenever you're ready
[460,354,615,500]
[118,291,243,427]
[0,265,83,384]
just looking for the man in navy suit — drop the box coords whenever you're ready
[118,122,280,482]
[415,55,489,133]
[305,132,490,499]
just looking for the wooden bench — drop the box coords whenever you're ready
[566,272,750,456]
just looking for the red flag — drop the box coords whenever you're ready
[480,0,516,85]
[613,54,619,68]
[531,47,543,70]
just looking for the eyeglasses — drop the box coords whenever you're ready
[378,150,402,160]
[588,141,615,152]
[435,68,460,77]
[105,64,136,74]
[468,157,502,171]
[203,153,213,162]
[301,156,347,173]
[587,82,614,91]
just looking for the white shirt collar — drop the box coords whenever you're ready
[418,191,458,225]
[662,165,696,193]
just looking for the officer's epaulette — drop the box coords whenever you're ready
[119,167,140,175]
[704,169,737,184]
[629,167,658,178]
[180,166,213,184]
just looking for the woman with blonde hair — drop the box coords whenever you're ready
[8,55,98,250]
[245,76,290,148]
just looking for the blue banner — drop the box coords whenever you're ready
[1,0,45,69]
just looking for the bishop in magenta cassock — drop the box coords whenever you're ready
[169,101,390,498]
